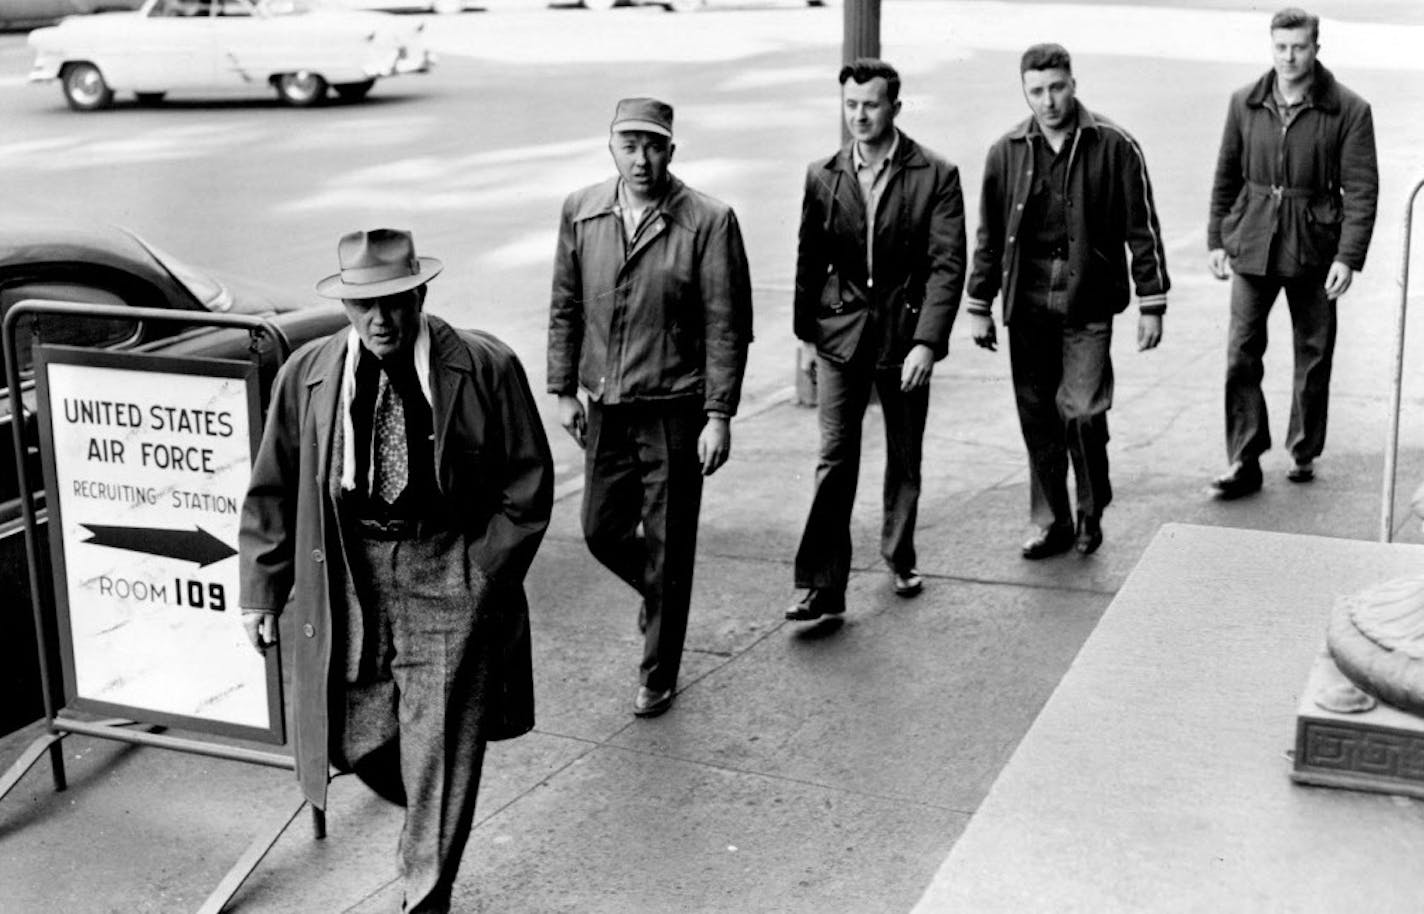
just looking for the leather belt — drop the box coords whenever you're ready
[354,517,443,541]
[1246,180,1315,200]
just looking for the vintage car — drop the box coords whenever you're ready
[27,0,434,110]
[0,221,347,736]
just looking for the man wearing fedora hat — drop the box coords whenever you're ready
[240,228,553,913]
[548,96,753,718]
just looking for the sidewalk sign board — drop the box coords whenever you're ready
[0,301,316,914]
[34,345,282,744]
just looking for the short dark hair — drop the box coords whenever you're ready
[1271,7,1319,42]
[1020,43,1072,75]
[838,58,900,103]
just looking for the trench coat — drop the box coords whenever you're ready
[793,131,966,368]
[239,315,554,808]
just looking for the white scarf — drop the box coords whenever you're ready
[339,315,433,491]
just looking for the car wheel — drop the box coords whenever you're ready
[274,72,328,108]
[134,92,166,106]
[61,62,114,112]
[432,0,461,12]
[582,0,616,10]
[334,80,375,102]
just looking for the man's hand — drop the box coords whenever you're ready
[970,313,997,351]
[243,611,277,655]
[1324,261,1354,300]
[1208,248,1232,281]
[799,340,818,369]
[900,344,934,392]
[557,394,586,448]
[698,416,731,476]
[1138,313,1163,351]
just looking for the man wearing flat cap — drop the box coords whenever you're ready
[548,97,753,718]
[240,228,553,913]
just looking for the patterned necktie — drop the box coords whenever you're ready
[371,370,408,504]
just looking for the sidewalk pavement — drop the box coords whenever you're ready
[3,268,1423,912]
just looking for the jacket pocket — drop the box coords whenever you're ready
[1303,195,1343,263]
[895,286,923,352]
[1220,205,1246,258]
[819,268,845,314]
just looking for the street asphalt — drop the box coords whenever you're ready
[4,0,1424,911]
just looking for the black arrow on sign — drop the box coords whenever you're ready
[80,524,237,567]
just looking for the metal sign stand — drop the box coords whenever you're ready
[0,300,323,913]
[1380,179,1424,544]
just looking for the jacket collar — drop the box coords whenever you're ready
[822,129,929,176]
[569,174,697,232]
[1008,100,1098,141]
[1245,62,1341,113]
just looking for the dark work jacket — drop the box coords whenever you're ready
[547,175,753,416]
[1207,63,1378,276]
[966,103,1170,326]
[793,131,967,368]
[239,316,554,808]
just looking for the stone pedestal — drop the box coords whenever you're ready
[1292,651,1424,799]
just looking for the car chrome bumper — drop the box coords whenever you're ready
[366,47,434,78]
[28,59,62,82]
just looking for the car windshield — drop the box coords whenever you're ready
[136,239,236,313]
[261,0,321,14]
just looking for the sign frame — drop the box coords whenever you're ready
[32,343,283,745]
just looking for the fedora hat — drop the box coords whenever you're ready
[315,228,443,299]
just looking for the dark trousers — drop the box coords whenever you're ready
[1224,271,1337,464]
[582,399,705,693]
[794,347,929,592]
[1008,307,1114,528]
[337,529,488,914]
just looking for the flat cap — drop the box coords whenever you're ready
[610,97,673,138]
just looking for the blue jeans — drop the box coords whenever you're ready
[1224,272,1337,463]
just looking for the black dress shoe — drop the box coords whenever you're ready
[633,685,675,718]
[1075,514,1103,555]
[1021,523,1075,560]
[892,568,923,597]
[1211,460,1263,500]
[785,588,845,621]
[1287,459,1315,483]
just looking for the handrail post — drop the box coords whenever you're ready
[1380,179,1424,543]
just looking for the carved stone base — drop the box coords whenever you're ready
[1292,651,1424,798]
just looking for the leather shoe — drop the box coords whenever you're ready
[1211,460,1262,499]
[633,685,675,718]
[1075,514,1103,555]
[892,568,923,597]
[1021,522,1075,560]
[785,588,845,621]
[1287,459,1315,483]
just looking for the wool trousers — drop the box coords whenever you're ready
[582,399,705,693]
[794,343,929,592]
[337,528,488,914]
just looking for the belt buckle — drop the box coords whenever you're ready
[1271,185,1283,202]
